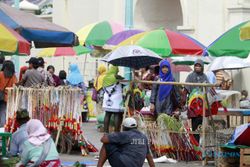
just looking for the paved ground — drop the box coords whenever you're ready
[59,122,210,167]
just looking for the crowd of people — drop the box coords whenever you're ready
[1,56,250,167]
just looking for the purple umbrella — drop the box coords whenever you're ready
[106,29,143,45]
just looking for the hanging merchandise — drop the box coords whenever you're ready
[140,114,202,161]
[5,87,98,155]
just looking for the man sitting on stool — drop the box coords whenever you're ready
[97,117,155,167]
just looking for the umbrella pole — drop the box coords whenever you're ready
[202,86,207,166]
[63,56,65,70]
[83,54,88,77]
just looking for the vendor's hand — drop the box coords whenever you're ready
[150,103,155,113]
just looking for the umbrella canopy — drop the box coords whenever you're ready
[106,29,144,46]
[38,45,92,57]
[103,45,162,69]
[240,21,250,40]
[0,3,78,48]
[208,21,250,58]
[117,28,206,57]
[171,56,212,65]
[208,56,250,71]
[166,58,192,72]
[77,21,123,46]
[228,123,250,146]
[0,23,30,55]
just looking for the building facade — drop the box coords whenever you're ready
[53,0,250,91]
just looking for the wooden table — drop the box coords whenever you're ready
[217,108,250,127]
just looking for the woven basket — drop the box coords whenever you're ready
[215,128,235,166]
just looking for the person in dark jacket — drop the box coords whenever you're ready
[97,117,155,167]
[150,59,181,116]
[185,59,209,143]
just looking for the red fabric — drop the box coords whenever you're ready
[19,159,61,167]
[19,66,28,81]
[235,128,250,146]
[165,29,204,55]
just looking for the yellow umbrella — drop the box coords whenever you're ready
[240,21,250,40]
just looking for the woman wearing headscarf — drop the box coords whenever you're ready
[102,66,124,133]
[66,64,84,88]
[185,59,209,143]
[150,59,181,116]
[20,119,60,167]
[0,61,17,126]
[94,64,107,115]
[66,64,87,121]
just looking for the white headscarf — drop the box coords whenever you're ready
[26,119,50,146]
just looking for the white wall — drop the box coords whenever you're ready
[53,0,124,32]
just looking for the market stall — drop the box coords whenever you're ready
[5,86,97,155]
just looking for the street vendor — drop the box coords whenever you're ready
[10,109,30,156]
[97,117,155,167]
[102,65,124,133]
[185,59,209,143]
[20,119,60,167]
[150,59,182,116]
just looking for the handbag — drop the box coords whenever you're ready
[0,77,11,102]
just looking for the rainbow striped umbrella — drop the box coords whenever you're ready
[117,28,206,57]
[0,23,30,55]
[208,21,250,58]
[76,21,123,46]
[38,45,92,57]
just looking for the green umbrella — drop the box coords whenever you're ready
[208,21,250,58]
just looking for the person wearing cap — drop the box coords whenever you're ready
[37,57,55,86]
[18,57,45,87]
[9,109,30,156]
[97,117,155,167]
[185,59,209,143]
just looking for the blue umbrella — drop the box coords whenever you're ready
[0,3,78,48]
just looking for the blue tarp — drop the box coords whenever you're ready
[0,3,78,47]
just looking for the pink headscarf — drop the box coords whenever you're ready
[26,119,50,146]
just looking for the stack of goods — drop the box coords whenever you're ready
[143,114,201,161]
[5,87,98,155]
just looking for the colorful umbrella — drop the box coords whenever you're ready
[240,21,250,40]
[102,45,162,69]
[106,29,144,46]
[228,123,250,146]
[117,28,206,57]
[166,58,192,72]
[76,21,123,46]
[171,56,212,65]
[0,23,30,55]
[0,3,78,48]
[208,21,250,58]
[38,46,92,57]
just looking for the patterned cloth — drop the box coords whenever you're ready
[37,67,54,86]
